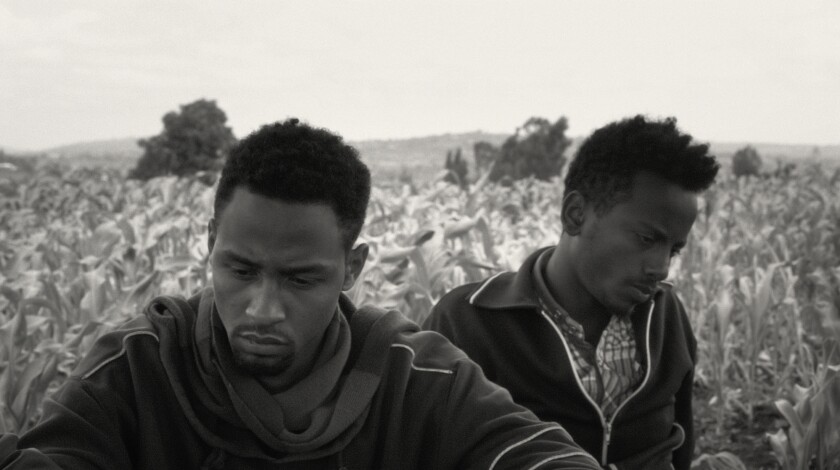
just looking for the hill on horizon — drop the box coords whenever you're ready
[3,134,838,178]
[3,132,514,177]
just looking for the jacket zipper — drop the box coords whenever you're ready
[538,300,655,467]
[539,311,609,464]
[606,301,655,436]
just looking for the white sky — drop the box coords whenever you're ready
[1,0,838,151]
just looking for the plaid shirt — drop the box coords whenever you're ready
[533,252,644,421]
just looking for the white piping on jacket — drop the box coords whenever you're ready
[468,272,507,305]
[81,330,160,380]
[537,310,609,459]
[526,452,601,470]
[488,425,562,470]
[538,300,655,466]
[390,343,454,375]
[671,422,686,450]
[604,301,655,443]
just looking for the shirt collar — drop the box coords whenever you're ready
[531,248,586,333]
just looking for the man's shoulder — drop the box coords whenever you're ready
[650,282,697,349]
[652,282,690,322]
[654,280,679,298]
[70,315,160,380]
[434,271,523,311]
[391,328,471,375]
[351,305,469,375]
[425,270,536,336]
[433,280,484,310]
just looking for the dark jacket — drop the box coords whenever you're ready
[424,248,696,470]
[0,289,599,470]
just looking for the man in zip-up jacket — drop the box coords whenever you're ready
[0,119,601,470]
[425,115,720,470]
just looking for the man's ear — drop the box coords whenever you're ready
[342,243,369,291]
[207,218,217,254]
[561,191,586,236]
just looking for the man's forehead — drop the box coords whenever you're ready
[215,246,336,271]
[219,189,337,221]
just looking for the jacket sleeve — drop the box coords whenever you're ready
[0,376,134,470]
[439,358,600,469]
[0,434,61,469]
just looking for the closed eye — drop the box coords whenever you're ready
[288,276,318,288]
[229,266,257,279]
[637,233,656,246]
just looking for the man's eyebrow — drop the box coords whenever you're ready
[217,250,258,265]
[633,221,665,235]
[282,263,332,275]
[217,249,332,274]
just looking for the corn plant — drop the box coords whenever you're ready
[690,451,747,470]
[768,266,840,470]
[1,158,839,470]
[768,364,840,469]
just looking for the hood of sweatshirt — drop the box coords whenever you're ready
[144,287,418,464]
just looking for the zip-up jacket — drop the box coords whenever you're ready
[424,248,696,470]
[0,289,601,470]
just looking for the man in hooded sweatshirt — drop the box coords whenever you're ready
[0,119,600,470]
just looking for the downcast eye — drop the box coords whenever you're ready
[288,276,316,288]
[230,266,256,279]
[637,233,655,245]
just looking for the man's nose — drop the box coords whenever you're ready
[644,247,671,282]
[247,280,287,320]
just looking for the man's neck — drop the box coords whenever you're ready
[544,247,613,347]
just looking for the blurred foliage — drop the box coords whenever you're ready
[0,151,37,175]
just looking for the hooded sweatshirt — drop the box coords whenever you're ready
[0,288,599,470]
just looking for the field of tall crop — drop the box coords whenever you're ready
[1,161,839,469]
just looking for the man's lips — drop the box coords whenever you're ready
[629,283,658,301]
[234,332,291,355]
[240,332,289,345]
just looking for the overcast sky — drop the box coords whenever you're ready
[1,0,838,151]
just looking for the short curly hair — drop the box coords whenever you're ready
[564,115,720,214]
[214,118,371,250]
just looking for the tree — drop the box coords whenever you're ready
[732,145,762,178]
[129,99,237,180]
[443,148,468,189]
[488,116,571,184]
[473,141,500,176]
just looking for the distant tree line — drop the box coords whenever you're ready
[128,101,797,185]
[0,150,37,173]
[443,116,572,187]
[441,121,803,188]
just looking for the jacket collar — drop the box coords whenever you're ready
[468,245,673,313]
[468,246,553,311]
